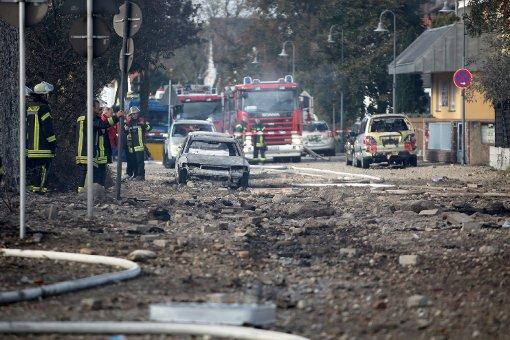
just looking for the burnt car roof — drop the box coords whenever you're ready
[188,132,236,143]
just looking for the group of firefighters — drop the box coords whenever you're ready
[0,81,152,194]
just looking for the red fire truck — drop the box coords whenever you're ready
[225,75,304,162]
[176,85,224,131]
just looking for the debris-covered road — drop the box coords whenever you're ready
[1,159,509,339]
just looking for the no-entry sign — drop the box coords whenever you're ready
[453,68,473,89]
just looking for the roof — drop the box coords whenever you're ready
[369,114,410,119]
[172,119,214,125]
[389,22,485,75]
[189,132,235,143]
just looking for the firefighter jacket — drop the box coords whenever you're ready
[126,118,151,153]
[235,121,247,133]
[252,122,266,148]
[26,100,57,159]
[76,114,118,165]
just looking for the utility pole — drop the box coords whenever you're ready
[86,0,94,218]
[18,0,26,238]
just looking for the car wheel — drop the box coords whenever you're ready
[361,157,372,169]
[409,155,418,167]
[354,154,361,167]
[346,151,353,166]
[177,168,188,185]
[238,172,249,188]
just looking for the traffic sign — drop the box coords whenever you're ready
[113,2,142,38]
[0,0,48,27]
[63,0,117,15]
[69,16,111,58]
[453,68,473,89]
[119,38,134,72]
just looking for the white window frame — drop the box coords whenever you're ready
[449,82,456,111]
[428,122,452,151]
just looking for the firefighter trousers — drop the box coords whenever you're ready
[27,158,51,193]
[77,164,107,192]
[134,151,145,180]
[126,150,136,177]
[253,146,266,161]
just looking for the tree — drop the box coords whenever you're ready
[131,0,201,114]
[465,0,510,105]
[0,22,19,188]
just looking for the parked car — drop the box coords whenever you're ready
[163,120,215,168]
[345,114,418,168]
[175,132,250,188]
[302,121,336,156]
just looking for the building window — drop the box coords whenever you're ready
[440,81,448,107]
[449,82,456,111]
[481,123,495,145]
[428,122,452,151]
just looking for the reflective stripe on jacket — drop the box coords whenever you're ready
[26,102,57,159]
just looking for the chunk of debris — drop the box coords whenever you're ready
[149,303,276,326]
[444,212,473,225]
[128,250,157,262]
[81,298,102,311]
[148,207,171,221]
[419,209,439,216]
[339,248,357,258]
[479,245,498,255]
[399,255,419,266]
[407,295,428,308]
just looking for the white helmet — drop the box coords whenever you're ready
[129,106,140,114]
[33,81,54,94]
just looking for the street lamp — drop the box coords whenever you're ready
[374,9,397,114]
[251,46,259,64]
[439,0,467,165]
[278,40,295,78]
[327,24,345,136]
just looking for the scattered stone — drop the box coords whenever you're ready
[479,245,498,255]
[238,251,250,259]
[81,298,102,310]
[32,233,43,243]
[128,250,157,262]
[148,220,159,226]
[287,204,335,218]
[444,212,473,225]
[339,248,357,258]
[141,234,159,242]
[373,301,387,310]
[153,239,167,248]
[79,247,94,255]
[467,183,481,189]
[201,224,216,234]
[416,318,431,329]
[409,200,435,213]
[407,295,428,308]
[249,216,263,226]
[148,207,171,221]
[503,220,510,229]
[462,221,484,233]
[47,204,58,221]
[78,183,107,201]
[399,255,418,266]
[297,300,307,310]
[291,227,305,236]
[419,209,439,216]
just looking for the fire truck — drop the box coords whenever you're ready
[225,75,304,162]
[175,85,224,131]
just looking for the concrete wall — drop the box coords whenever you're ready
[468,121,492,165]
[490,147,510,170]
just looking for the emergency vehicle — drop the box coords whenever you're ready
[176,85,225,132]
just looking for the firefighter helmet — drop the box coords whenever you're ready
[33,81,54,94]
[129,106,140,114]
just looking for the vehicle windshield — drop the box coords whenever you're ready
[370,118,410,133]
[242,90,296,117]
[181,101,222,121]
[304,122,329,132]
[187,140,239,156]
[172,123,214,137]
[145,110,168,131]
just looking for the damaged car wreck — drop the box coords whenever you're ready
[175,132,250,188]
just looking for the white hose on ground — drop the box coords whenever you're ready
[0,322,309,340]
[0,249,140,304]
[294,183,393,188]
[290,166,383,182]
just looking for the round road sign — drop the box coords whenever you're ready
[0,1,49,27]
[69,16,111,58]
[113,2,142,38]
[453,68,473,89]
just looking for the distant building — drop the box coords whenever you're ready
[390,3,495,166]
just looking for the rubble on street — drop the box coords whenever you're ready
[1,162,509,339]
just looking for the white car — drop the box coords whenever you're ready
[163,120,215,168]
[302,121,336,156]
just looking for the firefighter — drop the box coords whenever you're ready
[124,110,136,178]
[252,118,266,162]
[126,106,151,180]
[76,100,123,192]
[234,117,248,147]
[26,82,57,194]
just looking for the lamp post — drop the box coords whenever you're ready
[327,24,345,137]
[374,10,397,114]
[439,0,467,165]
[278,40,295,78]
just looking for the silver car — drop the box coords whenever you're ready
[302,121,336,156]
[175,132,250,188]
[163,120,215,168]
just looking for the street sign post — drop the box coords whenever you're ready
[114,1,142,200]
[453,68,473,89]
[0,0,49,240]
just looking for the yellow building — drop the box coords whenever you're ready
[391,22,495,165]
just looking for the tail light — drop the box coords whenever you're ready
[363,136,377,154]
[404,133,417,151]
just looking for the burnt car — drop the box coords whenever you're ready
[175,132,250,188]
